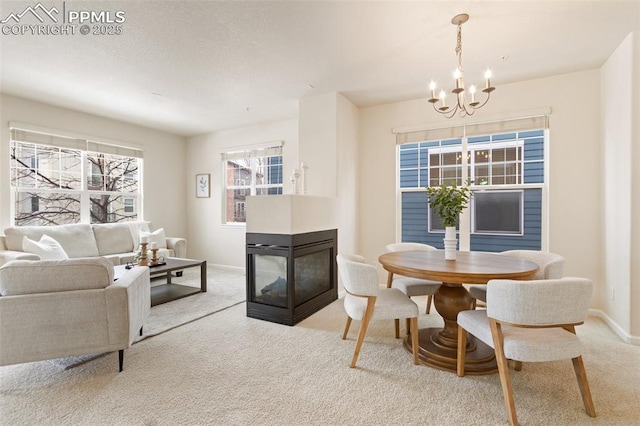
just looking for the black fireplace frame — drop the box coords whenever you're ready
[246,229,338,326]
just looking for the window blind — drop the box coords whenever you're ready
[395,114,549,145]
[10,126,144,158]
[221,142,283,161]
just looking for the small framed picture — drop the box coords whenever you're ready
[196,174,210,198]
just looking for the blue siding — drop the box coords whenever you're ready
[519,130,544,138]
[492,133,517,141]
[469,135,490,143]
[524,162,544,183]
[402,189,542,252]
[470,189,542,252]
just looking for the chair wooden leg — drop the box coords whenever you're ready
[490,319,518,426]
[457,325,468,377]
[513,360,523,371]
[405,318,410,336]
[425,295,432,314]
[410,317,419,365]
[572,356,597,417]
[350,297,376,368]
[395,319,400,339]
[342,317,352,340]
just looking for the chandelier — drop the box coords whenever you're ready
[428,13,495,118]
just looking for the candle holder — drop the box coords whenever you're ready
[150,248,159,266]
[138,242,149,266]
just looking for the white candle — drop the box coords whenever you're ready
[484,68,492,89]
[469,85,477,102]
[439,90,446,107]
[150,242,158,250]
[429,80,437,99]
[140,236,148,244]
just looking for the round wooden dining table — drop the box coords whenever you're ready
[378,250,539,374]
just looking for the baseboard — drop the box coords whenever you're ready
[588,309,640,345]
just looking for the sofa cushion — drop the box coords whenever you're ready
[93,223,135,256]
[127,221,151,246]
[140,228,167,249]
[22,235,69,260]
[4,224,99,258]
[0,258,113,296]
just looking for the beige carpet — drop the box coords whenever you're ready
[1,270,639,425]
[45,266,247,369]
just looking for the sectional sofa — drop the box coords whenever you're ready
[0,221,187,266]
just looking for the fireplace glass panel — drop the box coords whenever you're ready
[294,250,331,306]
[253,254,287,308]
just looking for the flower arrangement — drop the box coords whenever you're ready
[426,180,472,227]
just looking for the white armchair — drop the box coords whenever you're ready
[385,243,441,314]
[468,250,564,306]
[0,257,150,372]
[337,253,419,368]
[457,277,596,425]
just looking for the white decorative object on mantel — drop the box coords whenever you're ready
[290,169,301,194]
[300,162,309,195]
[444,226,457,260]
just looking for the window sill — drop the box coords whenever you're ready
[221,222,246,229]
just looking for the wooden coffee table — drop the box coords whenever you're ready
[115,257,207,306]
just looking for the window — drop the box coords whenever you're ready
[473,190,523,234]
[397,118,547,252]
[10,126,142,226]
[222,144,283,224]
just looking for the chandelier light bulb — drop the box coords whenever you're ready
[439,90,447,107]
[429,80,437,99]
[469,84,477,103]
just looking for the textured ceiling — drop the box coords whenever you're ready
[1,1,639,137]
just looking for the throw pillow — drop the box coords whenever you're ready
[140,228,167,249]
[22,234,70,260]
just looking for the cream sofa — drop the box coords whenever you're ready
[0,257,150,371]
[0,221,186,266]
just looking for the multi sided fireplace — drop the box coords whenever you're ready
[246,229,337,326]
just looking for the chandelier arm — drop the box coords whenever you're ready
[471,91,492,110]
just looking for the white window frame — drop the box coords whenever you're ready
[9,123,143,226]
[221,142,283,225]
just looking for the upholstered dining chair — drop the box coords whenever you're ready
[385,243,441,314]
[468,250,565,307]
[457,277,596,426]
[336,253,419,368]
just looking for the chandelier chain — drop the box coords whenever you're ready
[456,24,463,68]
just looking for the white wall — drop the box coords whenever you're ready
[359,70,603,302]
[0,94,188,239]
[299,93,338,198]
[185,93,360,274]
[299,92,360,257]
[601,31,640,340]
[185,119,298,267]
[336,93,360,257]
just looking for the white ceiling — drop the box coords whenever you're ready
[1,1,639,137]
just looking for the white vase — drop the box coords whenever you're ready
[444,226,457,260]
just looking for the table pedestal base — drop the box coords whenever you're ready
[404,328,497,374]
[404,282,497,374]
